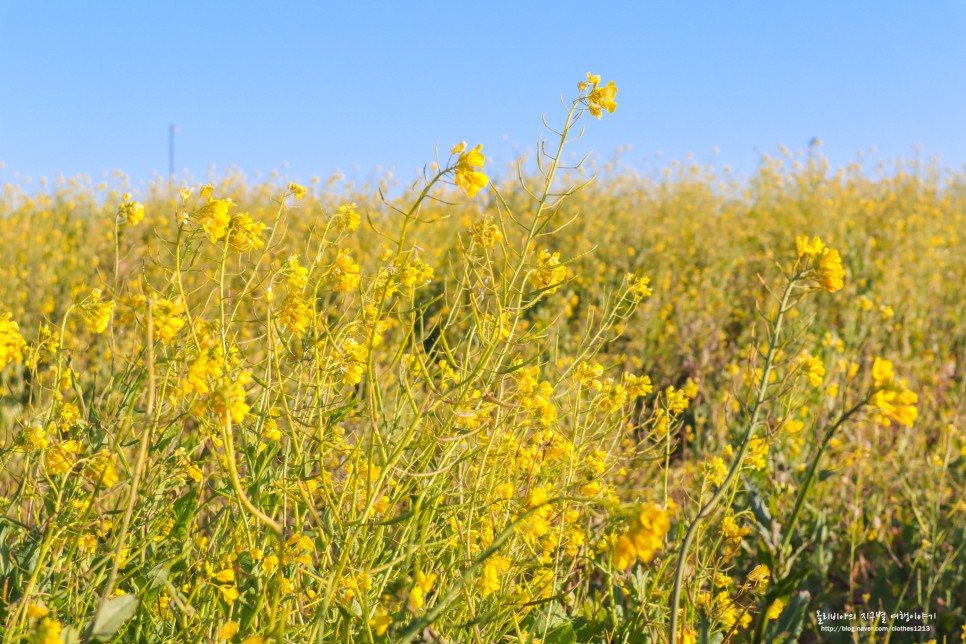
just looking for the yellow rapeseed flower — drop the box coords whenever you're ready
[334,203,361,232]
[288,182,307,200]
[277,293,312,334]
[79,289,115,334]
[227,212,266,252]
[31,618,62,644]
[581,73,618,118]
[118,198,145,226]
[194,198,234,242]
[0,313,26,370]
[870,357,918,427]
[453,143,489,198]
[85,450,120,488]
[531,250,567,294]
[330,250,361,293]
[612,503,670,569]
[796,235,845,292]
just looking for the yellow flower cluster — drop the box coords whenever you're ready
[796,235,845,292]
[118,195,145,226]
[288,182,307,200]
[626,273,653,301]
[531,249,567,294]
[193,198,234,241]
[579,73,618,118]
[207,371,252,425]
[334,202,361,232]
[227,211,266,252]
[152,298,186,343]
[612,503,670,569]
[451,142,489,198]
[408,570,437,610]
[797,352,825,387]
[870,357,918,427]
[470,216,502,248]
[0,312,26,370]
[277,293,312,334]
[480,554,511,596]
[79,289,115,334]
[330,250,361,293]
[84,450,120,488]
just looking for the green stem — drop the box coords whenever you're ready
[83,300,157,643]
[669,276,798,643]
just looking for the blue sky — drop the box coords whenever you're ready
[1,1,965,188]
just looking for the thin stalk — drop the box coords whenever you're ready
[669,276,798,643]
[83,300,157,643]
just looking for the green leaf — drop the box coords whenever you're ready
[697,613,724,644]
[89,593,139,641]
[533,602,576,644]
[60,625,81,644]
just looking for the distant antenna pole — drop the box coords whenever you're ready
[168,124,177,180]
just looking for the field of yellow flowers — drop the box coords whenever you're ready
[0,76,963,643]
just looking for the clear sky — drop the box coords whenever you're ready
[2,1,965,189]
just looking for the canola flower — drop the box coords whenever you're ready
[79,289,115,334]
[531,249,568,294]
[0,312,26,370]
[334,202,361,232]
[193,197,234,242]
[117,195,145,226]
[870,357,919,427]
[578,73,618,118]
[796,235,845,292]
[451,142,489,198]
[612,503,671,569]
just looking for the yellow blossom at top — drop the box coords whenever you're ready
[277,293,312,334]
[118,197,145,226]
[703,456,728,488]
[208,371,252,425]
[721,513,751,542]
[193,198,234,242]
[480,554,511,596]
[796,235,845,292]
[573,361,604,391]
[767,597,786,620]
[288,182,307,200]
[151,298,187,343]
[626,273,653,301]
[330,250,361,293]
[219,621,240,640]
[624,373,653,398]
[452,143,489,198]
[85,450,120,488]
[580,73,618,118]
[281,254,309,289]
[369,605,393,637]
[25,603,50,619]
